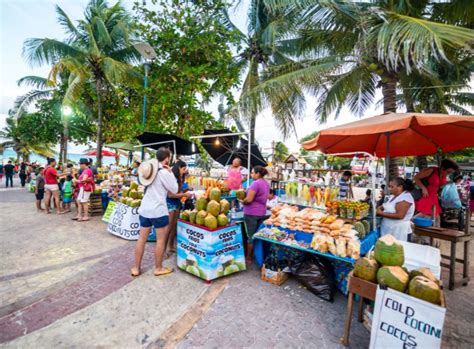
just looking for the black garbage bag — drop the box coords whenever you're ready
[289,255,336,302]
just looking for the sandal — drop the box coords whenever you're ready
[71,217,80,221]
[130,267,140,277]
[154,267,174,277]
[79,218,90,222]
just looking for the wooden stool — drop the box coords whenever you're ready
[341,273,377,346]
[414,224,471,290]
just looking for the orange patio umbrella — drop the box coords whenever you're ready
[303,112,474,180]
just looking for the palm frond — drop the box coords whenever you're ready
[17,75,55,89]
[56,5,81,42]
[13,90,53,116]
[102,57,141,85]
[373,11,474,73]
[23,38,83,67]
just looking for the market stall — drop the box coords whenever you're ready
[177,188,246,280]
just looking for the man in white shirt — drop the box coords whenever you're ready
[131,148,178,277]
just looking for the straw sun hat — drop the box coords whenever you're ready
[138,159,160,186]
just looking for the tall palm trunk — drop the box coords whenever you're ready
[95,80,103,167]
[59,135,65,164]
[382,74,399,180]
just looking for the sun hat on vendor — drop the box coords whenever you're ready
[138,159,160,186]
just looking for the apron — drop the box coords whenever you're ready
[380,197,412,241]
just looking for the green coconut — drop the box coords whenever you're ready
[409,267,439,284]
[377,266,409,292]
[236,189,246,200]
[374,234,405,266]
[130,199,141,208]
[129,189,138,199]
[186,265,201,277]
[353,222,366,239]
[235,262,246,271]
[362,220,370,234]
[353,257,379,283]
[207,200,221,217]
[217,214,229,227]
[130,181,139,190]
[121,186,130,197]
[180,210,190,221]
[220,199,230,214]
[196,210,207,226]
[204,214,218,229]
[126,197,134,206]
[408,276,441,305]
[209,188,222,202]
[196,197,208,211]
[224,264,240,276]
[189,209,198,224]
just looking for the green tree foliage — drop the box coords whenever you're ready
[0,112,55,161]
[23,0,141,166]
[273,141,289,163]
[134,0,241,140]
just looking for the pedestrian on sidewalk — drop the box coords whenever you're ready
[4,161,14,188]
[62,175,73,213]
[0,162,4,184]
[72,158,94,221]
[44,158,67,214]
[35,167,45,212]
[131,147,178,277]
[19,162,27,187]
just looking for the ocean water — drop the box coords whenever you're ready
[1,149,129,166]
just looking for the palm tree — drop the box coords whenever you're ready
[247,0,473,177]
[0,113,55,162]
[222,0,305,143]
[273,141,289,163]
[23,0,140,166]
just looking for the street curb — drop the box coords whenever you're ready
[148,277,229,349]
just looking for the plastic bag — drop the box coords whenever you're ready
[441,183,461,209]
[289,255,336,302]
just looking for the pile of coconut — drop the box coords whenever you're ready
[353,234,442,305]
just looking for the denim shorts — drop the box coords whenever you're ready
[166,198,181,212]
[139,215,169,228]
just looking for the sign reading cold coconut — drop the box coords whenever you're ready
[370,286,446,349]
[177,220,246,281]
[107,202,141,240]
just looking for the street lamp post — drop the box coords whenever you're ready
[134,42,157,161]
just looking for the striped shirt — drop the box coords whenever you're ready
[338,178,350,199]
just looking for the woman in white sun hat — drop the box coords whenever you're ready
[131,147,178,277]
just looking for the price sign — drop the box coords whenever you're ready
[370,286,446,349]
[102,201,117,223]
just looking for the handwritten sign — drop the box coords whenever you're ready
[370,286,446,349]
[102,200,117,223]
[177,220,246,281]
[107,202,140,240]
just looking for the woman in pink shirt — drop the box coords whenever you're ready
[73,158,94,222]
[240,166,270,264]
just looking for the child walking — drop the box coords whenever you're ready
[62,175,74,213]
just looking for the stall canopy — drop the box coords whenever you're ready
[303,112,474,157]
[84,149,121,157]
[136,132,199,156]
[105,142,137,152]
[201,129,267,168]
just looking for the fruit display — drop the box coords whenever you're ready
[353,234,443,305]
[118,181,144,208]
[328,200,369,219]
[254,227,310,249]
[186,177,230,194]
[282,182,339,207]
[180,188,231,229]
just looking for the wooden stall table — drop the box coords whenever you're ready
[341,272,377,346]
[414,226,471,290]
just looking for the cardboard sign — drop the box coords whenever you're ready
[370,286,446,349]
[102,200,117,223]
[107,202,141,240]
[177,220,246,281]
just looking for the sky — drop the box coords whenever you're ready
[0,0,382,154]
